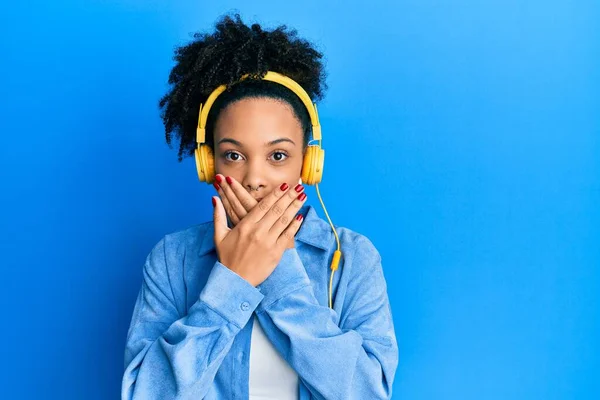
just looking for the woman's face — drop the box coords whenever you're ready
[213,97,305,202]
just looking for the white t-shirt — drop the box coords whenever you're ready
[249,314,299,399]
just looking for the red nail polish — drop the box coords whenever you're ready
[213,182,220,190]
[296,214,303,221]
[294,184,303,192]
[280,183,289,191]
[226,176,233,184]
[212,197,216,207]
[297,193,306,201]
[215,175,223,184]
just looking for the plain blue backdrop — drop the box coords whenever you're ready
[1,0,598,398]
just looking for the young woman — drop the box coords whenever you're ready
[122,13,398,400]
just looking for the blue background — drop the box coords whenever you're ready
[1,0,598,398]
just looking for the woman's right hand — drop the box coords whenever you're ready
[212,182,307,287]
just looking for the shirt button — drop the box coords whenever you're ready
[240,301,250,311]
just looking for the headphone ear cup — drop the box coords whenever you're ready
[301,145,325,185]
[313,147,324,184]
[195,144,215,183]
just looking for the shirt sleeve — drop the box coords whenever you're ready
[254,240,399,400]
[121,236,264,400]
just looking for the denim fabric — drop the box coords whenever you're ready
[121,204,398,399]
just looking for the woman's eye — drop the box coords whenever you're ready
[271,152,289,162]
[222,151,288,162]
[224,151,243,162]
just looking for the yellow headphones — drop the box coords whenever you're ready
[195,70,341,309]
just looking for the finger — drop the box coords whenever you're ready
[213,176,239,224]
[218,189,241,226]
[245,182,291,224]
[266,189,307,239]
[212,196,230,243]
[226,175,259,214]
[220,175,250,220]
[267,184,305,238]
[276,212,304,249]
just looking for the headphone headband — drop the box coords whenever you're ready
[195,71,322,146]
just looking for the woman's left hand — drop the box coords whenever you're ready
[213,173,304,249]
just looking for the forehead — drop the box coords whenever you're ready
[214,97,303,145]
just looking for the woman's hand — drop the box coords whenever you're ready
[212,182,308,287]
[212,174,259,226]
[213,174,305,249]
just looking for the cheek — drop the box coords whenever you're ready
[214,158,234,172]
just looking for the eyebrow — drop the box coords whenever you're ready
[217,137,296,147]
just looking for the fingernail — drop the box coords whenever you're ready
[296,214,303,221]
[215,175,223,184]
[212,197,216,207]
[294,184,304,192]
[298,193,307,201]
[280,183,289,191]
[226,176,233,185]
[213,182,220,190]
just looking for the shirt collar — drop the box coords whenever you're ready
[198,204,333,256]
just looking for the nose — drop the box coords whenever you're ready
[242,161,267,194]
[245,183,264,192]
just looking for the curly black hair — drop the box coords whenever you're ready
[158,12,328,162]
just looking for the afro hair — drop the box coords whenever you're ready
[158,12,328,162]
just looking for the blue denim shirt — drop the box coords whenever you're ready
[121,204,398,399]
